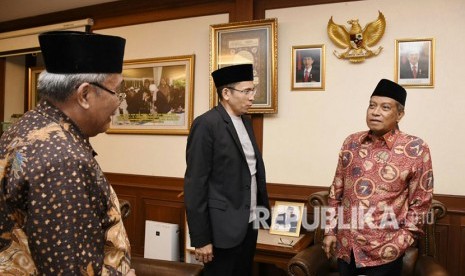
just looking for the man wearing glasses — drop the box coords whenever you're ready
[184,64,270,276]
[0,31,135,275]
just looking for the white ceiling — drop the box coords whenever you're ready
[0,0,120,22]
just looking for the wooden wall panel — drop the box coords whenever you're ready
[108,173,465,274]
[461,226,465,276]
[434,224,449,268]
[2,0,464,273]
[109,174,185,257]
[142,198,186,258]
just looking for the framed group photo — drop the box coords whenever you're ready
[269,201,305,237]
[209,18,278,113]
[395,38,434,88]
[107,55,195,135]
[291,44,325,91]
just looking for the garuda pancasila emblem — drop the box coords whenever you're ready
[327,11,386,63]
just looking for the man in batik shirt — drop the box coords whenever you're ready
[0,31,134,275]
[323,79,433,276]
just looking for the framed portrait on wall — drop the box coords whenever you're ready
[269,201,305,237]
[210,18,278,113]
[291,44,325,91]
[395,38,434,88]
[27,66,45,110]
[107,55,195,135]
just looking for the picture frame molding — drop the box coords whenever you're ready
[269,201,305,237]
[27,66,45,110]
[107,54,195,135]
[209,18,278,113]
[395,38,435,88]
[291,44,326,91]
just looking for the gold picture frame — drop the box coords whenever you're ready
[27,66,45,110]
[291,44,325,91]
[395,38,435,88]
[209,18,278,113]
[269,201,305,237]
[107,55,195,135]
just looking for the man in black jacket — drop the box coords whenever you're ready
[184,64,270,276]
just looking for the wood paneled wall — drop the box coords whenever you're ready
[109,173,465,275]
[1,0,464,274]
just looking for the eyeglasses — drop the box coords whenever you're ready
[226,86,257,96]
[278,237,294,247]
[89,82,126,102]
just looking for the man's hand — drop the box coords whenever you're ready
[322,235,337,259]
[194,243,214,263]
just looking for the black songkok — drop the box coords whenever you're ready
[371,79,407,106]
[39,31,126,73]
[211,64,254,88]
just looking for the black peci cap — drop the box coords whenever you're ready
[39,31,126,74]
[211,64,254,88]
[371,79,407,106]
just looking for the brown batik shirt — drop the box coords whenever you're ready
[325,129,433,267]
[0,100,131,275]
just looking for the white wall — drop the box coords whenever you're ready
[91,14,229,177]
[5,0,464,195]
[264,0,465,195]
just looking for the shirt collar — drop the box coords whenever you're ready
[35,100,95,153]
[363,128,400,149]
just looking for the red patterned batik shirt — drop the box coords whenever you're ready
[325,129,433,267]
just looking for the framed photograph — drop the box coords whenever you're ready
[107,55,195,135]
[27,66,45,110]
[269,201,305,237]
[395,38,434,88]
[209,18,278,113]
[291,45,325,91]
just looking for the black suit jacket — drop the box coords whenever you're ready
[399,62,429,79]
[296,67,320,82]
[184,104,270,249]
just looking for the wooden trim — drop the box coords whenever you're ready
[251,115,264,152]
[232,0,253,22]
[108,173,464,274]
[434,194,465,215]
[0,0,234,33]
[92,2,234,30]
[108,172,465,213]
[262,0,362,10]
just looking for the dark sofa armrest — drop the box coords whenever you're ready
[414,256,449,276]
[288,244,332,276]
[131,256,203,276]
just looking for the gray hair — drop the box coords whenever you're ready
[216,82,239,101]
[396,102,405,113]
[37,71,110,102]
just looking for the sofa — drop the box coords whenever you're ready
[287,191,449,276]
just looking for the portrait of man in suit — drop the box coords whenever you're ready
[399,43,430,80]
[296,51,321,83]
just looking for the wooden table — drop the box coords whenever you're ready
[254,229,314,271]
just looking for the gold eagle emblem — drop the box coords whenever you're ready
[327,11,386,63]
